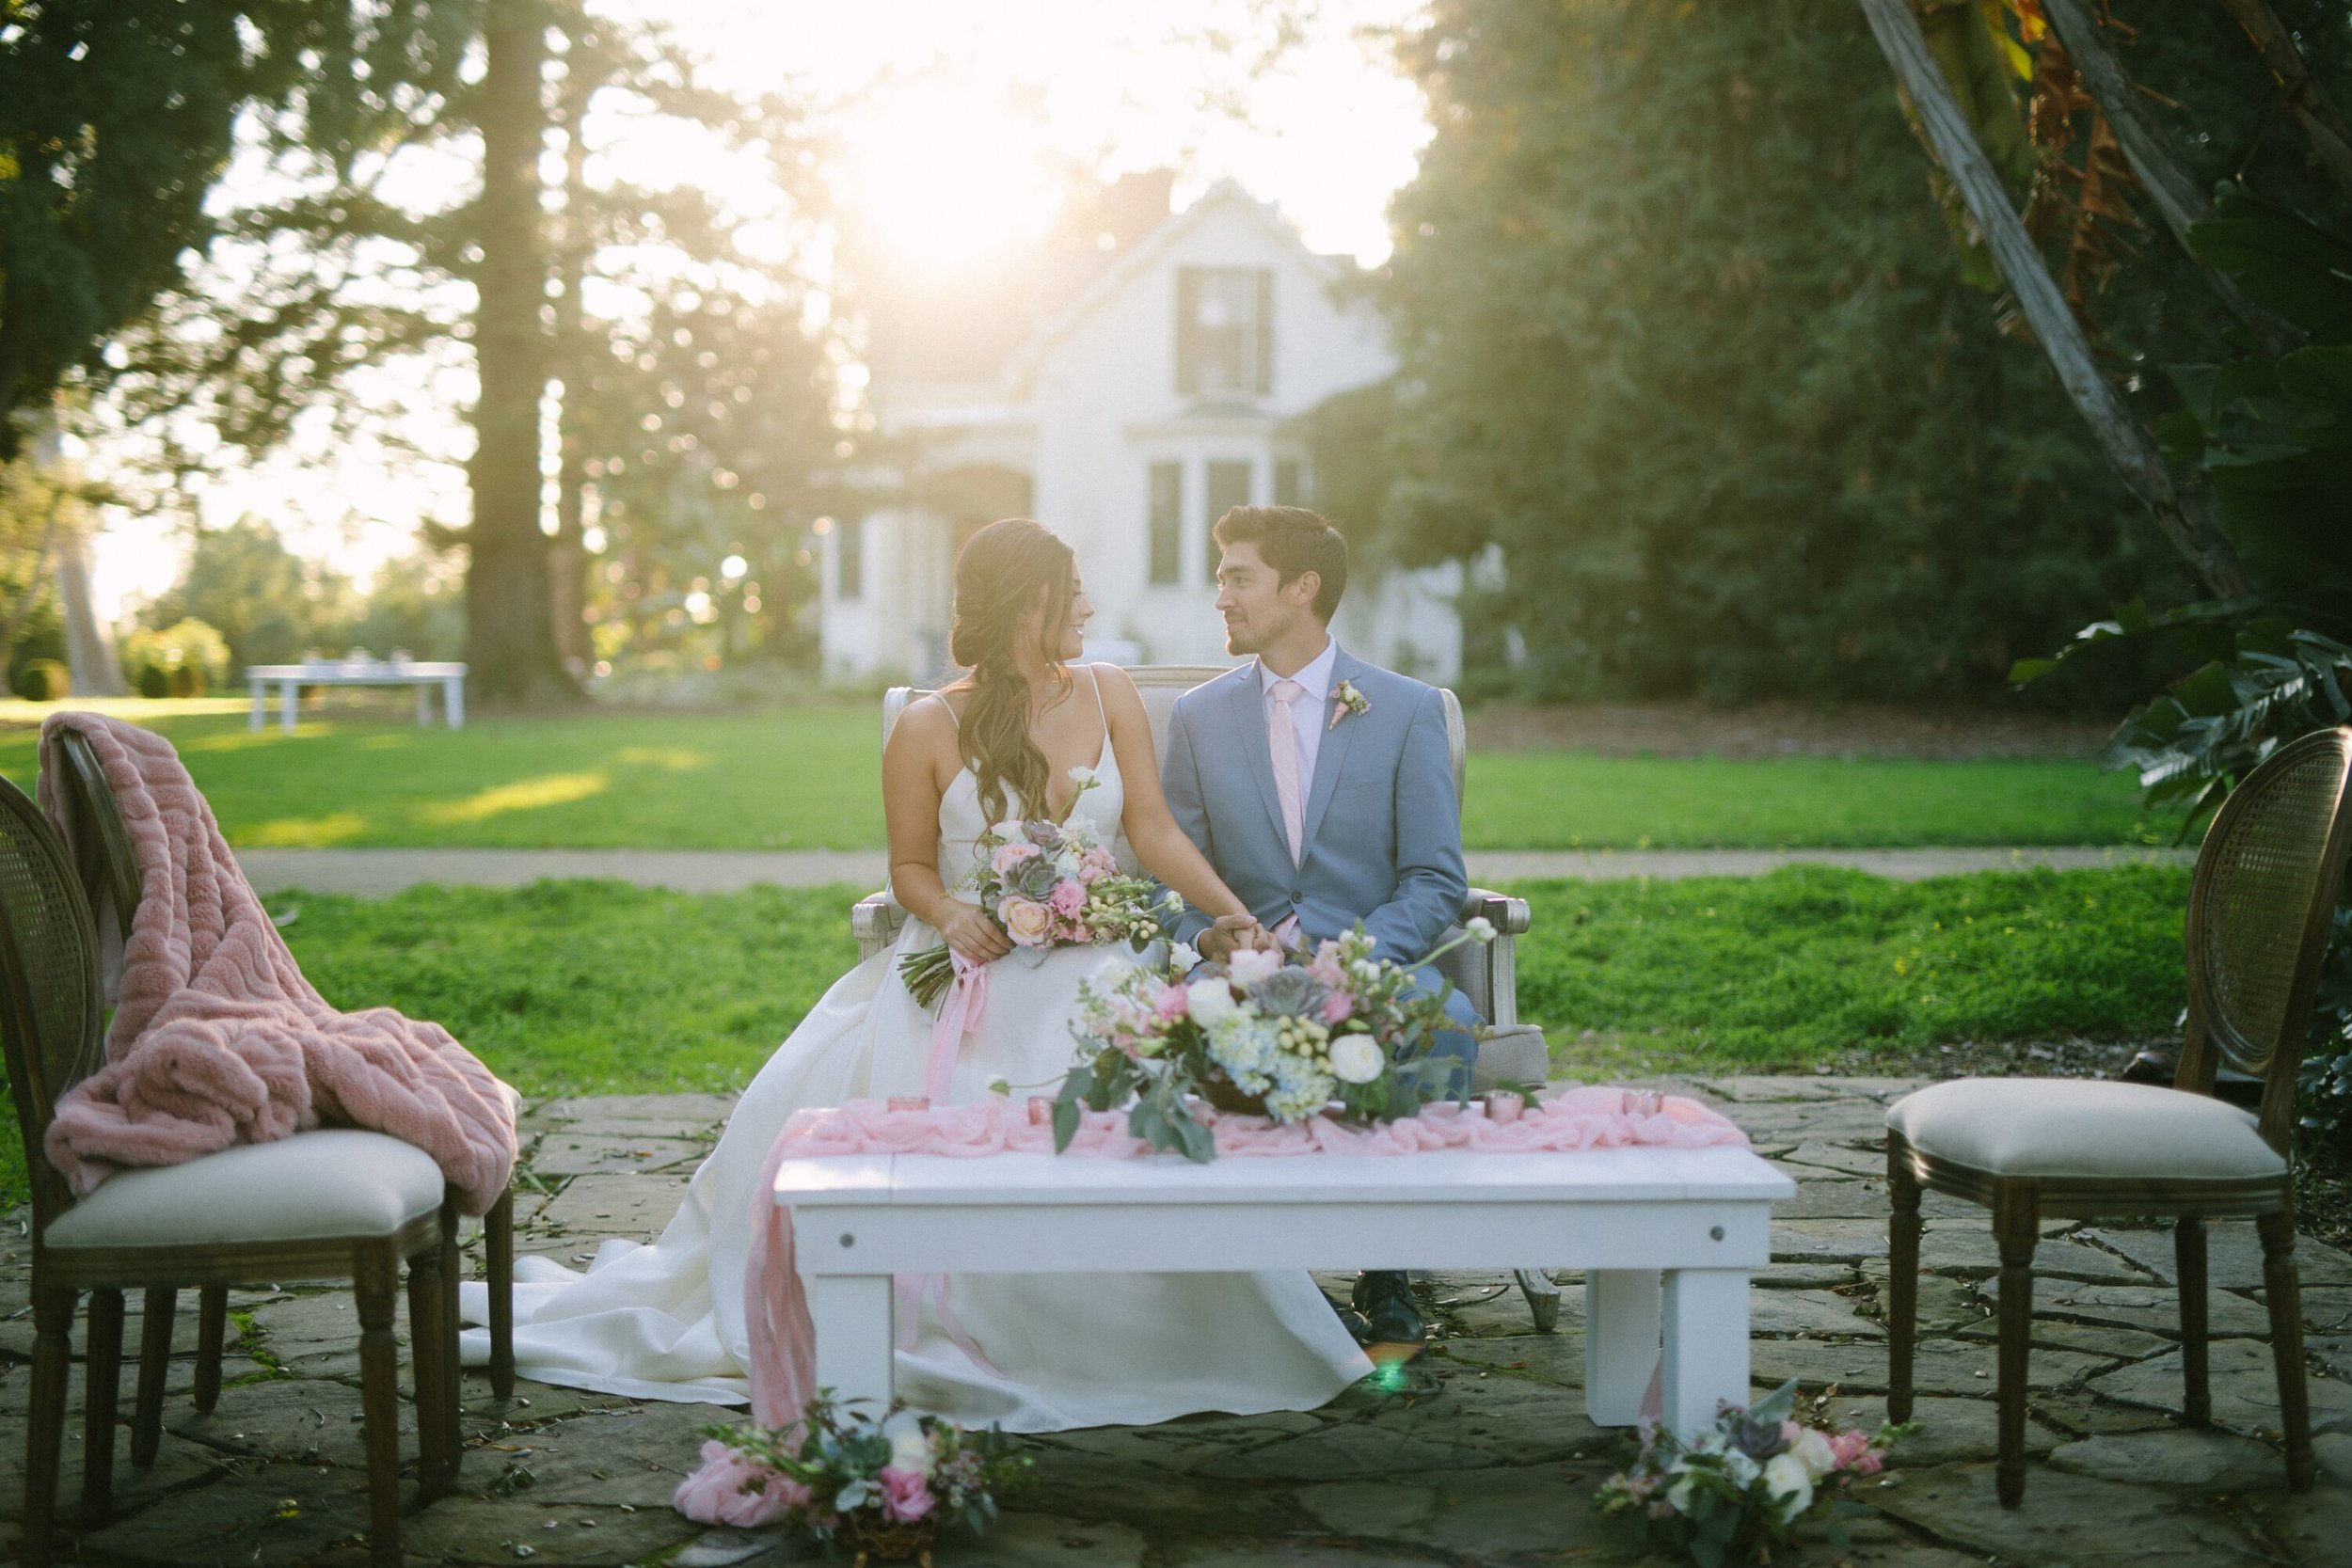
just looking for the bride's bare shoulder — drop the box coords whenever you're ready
[884,691,960,768]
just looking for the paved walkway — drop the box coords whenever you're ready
[233,845,2197,897]
[5,1074,2344,1566]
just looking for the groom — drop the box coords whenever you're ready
[1161,503,1481,1351]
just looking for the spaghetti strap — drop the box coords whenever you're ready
[1089,665,1107,728]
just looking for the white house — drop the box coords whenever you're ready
[819,178,1462,682]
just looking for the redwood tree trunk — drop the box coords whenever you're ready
[467,1,577,705]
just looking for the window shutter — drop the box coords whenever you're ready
[1253,269,1274,394]
[1175,268,1200,395]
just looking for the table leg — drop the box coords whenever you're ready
[445,676,464,730]
[248,677,264,732]
[280,679,298,735]
[416,682,433,727]
[1661,1269,1751,1439]
[808,1275,894,1414]
[1584,1269,1661,1427]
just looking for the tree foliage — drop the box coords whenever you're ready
[1373,0,2164,705]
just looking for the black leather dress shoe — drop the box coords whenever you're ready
[1350,1271,1425,1348]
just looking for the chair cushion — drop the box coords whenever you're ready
[1885,1078,2284,1182]
[46,1129,446,1250]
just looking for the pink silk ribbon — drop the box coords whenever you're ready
[679,1086,1749,1524]
[925,952,990,1105]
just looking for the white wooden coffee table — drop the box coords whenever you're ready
[773,1144,1793,1437]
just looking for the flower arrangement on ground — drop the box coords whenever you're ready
[1054,923,1493,1161]
[900,768,1177,1007]
[702,1391,1028,1563]
[1594,1380,1910,1567]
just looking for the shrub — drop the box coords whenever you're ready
[10,658,69,702]
[121,618,230,698]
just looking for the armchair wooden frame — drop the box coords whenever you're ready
[48,728,518,1407]
[0,776,454,1568]
[1886,726,2352,1506]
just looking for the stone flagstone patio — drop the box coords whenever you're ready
[5,1074,2348,1566]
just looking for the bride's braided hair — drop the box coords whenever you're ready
[947,518,1076,828]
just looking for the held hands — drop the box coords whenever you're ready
[932,901,1012,965]
[1195,911,1278,965]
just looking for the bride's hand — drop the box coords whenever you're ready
[933,902,1012,965]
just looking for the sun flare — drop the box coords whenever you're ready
[844,87,1059,270]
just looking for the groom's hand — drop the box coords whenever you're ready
[1197,912,1266,964]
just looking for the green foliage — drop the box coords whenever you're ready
[121,618,230,698]
[0,1,474,455]
[10,655,66,701]
[1373,0,2161,705]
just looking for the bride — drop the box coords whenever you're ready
[460,517,1372,1430]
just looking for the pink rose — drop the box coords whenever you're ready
[999,895,1054,947]
[990,841,1041,876]
[1153,983,1190,1021]
[1050,879,1087,917]
[877,1466,934,1523]
[1830,1430,1878,1471]
[1322,991,1355,1024]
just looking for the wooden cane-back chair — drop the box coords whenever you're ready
[47,726,519,1407]
[0,773,456,1567]
[1884,726,2352,1506]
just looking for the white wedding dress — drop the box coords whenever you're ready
[458,712,1371,1431]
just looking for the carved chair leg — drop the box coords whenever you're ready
[2257,1210,2315,1492]
[354,1244,405,1567]
[1515,1269,1562,1333]
[79,1288,124,1529]
[1885,1142,1922,1425]
[1994,1181,2040,1510]
[131,1286,176,1468]
[406,1241,452,1501]
[23,1284,77,1568]
[193,1285,229,1414]
[2176,1217,2209,1425]
[439,1202,464,1477]
[487,1186,516,1400]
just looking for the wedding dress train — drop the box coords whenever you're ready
[457,719,1372,1431]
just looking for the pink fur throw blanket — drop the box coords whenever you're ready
[36,713,517,1214]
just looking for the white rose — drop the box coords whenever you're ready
[1170,942,1201,972]
[1327,1035,1384,1085]
[1228,947,1281,985]
[989,819,1025,843]
[1761,1452,1813,1522]
[887,1426,935,1477]
[1788,1427,1836,1481]
[1186,978,1237,1024]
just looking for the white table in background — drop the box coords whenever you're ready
[246,662,468,734]
[773,1143,1792,1438]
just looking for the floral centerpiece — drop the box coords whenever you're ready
[1594,1380,1910,1568]
[701,1392,1028,1565]
[1053,923,1492,1161]
[900,768,1177,1008]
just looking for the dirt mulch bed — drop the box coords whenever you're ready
[1469,699,2115,762]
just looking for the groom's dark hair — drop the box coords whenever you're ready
[1212,505,1348,623]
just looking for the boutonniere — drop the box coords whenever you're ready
[1329,679,1371,731]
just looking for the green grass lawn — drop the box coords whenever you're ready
[0,699,2178,849]
[0,865,2190,1207]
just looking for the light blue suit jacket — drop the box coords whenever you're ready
[1161,646,1469,971]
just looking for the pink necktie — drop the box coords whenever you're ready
[1268,678,1305,865]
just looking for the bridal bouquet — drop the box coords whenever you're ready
[1054,924,1490,1161]
[1594,1380,1909,1568]
[702,1393,1028,1561]
[900,768,1177,1008]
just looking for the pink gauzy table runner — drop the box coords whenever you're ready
[675,1087,1748,1525]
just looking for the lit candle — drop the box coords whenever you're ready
[1484,1090,1525,1124]
[1027,1097,1057,1128]
[887,1096,929,1113]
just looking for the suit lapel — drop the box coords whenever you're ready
[1222,666,1293,853]
[1299,648,1365,855]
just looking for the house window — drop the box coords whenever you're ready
[835,516,864,600]
[1176,267,1273,396]
[1274,458,1304,507]
[1148,461,1184,586]
[1204,460,1253,583]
